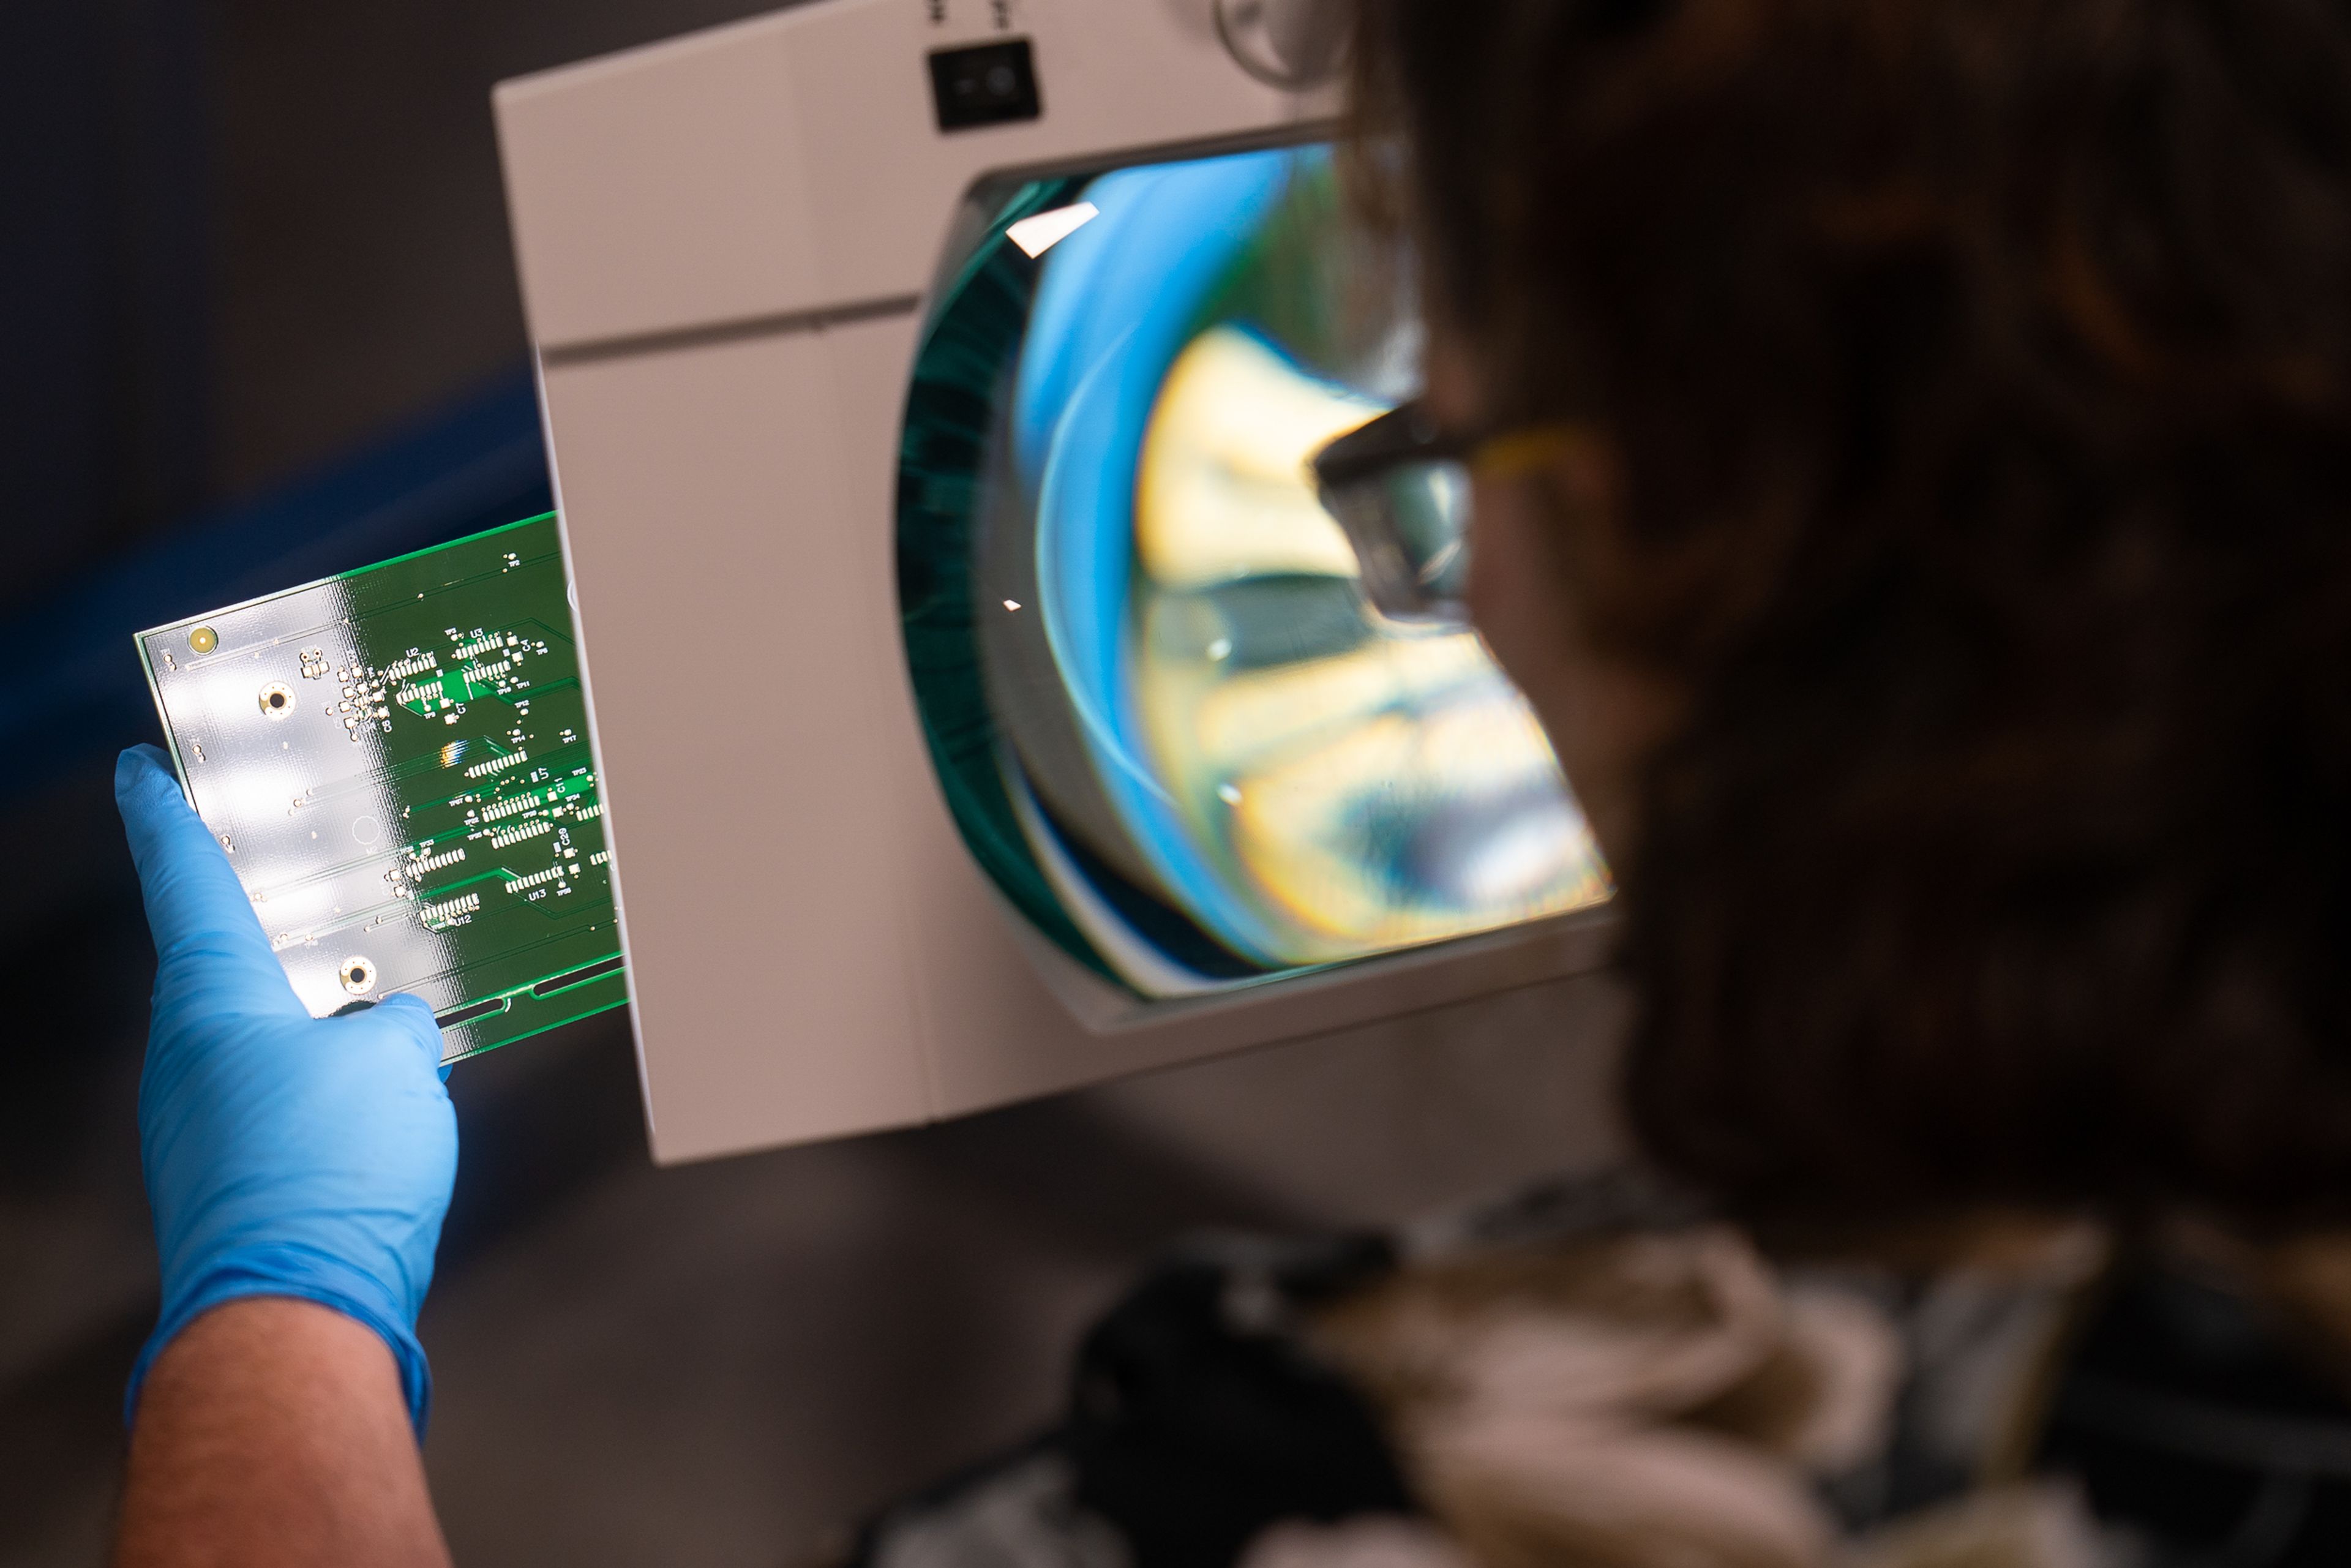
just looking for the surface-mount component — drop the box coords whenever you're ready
[136,514,624,1065]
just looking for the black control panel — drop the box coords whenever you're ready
[928,38,1041,132]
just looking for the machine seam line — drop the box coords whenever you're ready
[539,295,923,367]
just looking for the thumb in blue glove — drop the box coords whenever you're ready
[116,744,457,1438]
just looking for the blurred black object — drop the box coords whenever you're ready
[2043,1264,2351,1564]
[854,1241,1416,1568]
[1066,1247,1414,1568]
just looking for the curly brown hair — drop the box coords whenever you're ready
[1353,0,2351,1220]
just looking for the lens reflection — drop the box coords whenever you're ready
[896,143,1608,999]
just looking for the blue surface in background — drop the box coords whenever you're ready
[0,366,552,806]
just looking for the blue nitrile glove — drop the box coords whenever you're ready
[115,743,457,1438]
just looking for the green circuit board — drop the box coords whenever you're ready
[135,514,624,1064]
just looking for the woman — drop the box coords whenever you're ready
[858,2,2351,1564]
[104,2,2351,1564]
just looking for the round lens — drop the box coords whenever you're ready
[897,144,1608,1000]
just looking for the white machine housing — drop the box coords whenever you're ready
[493,0,1613,1163]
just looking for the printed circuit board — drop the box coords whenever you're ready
[136,514,624,1063]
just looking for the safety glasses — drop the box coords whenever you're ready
[1310,399,1574,626]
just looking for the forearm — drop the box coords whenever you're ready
[113,1299,451,1568]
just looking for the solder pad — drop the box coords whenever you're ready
[135,513,624,1064]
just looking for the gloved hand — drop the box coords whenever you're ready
[115,744,457,1438]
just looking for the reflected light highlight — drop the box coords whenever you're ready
[1006,201,1101,258]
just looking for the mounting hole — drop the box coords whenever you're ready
[258,681,294,719]
[189,625,219,655]
[340,956,378,996]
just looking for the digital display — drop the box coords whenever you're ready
[898,144,1608,999]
